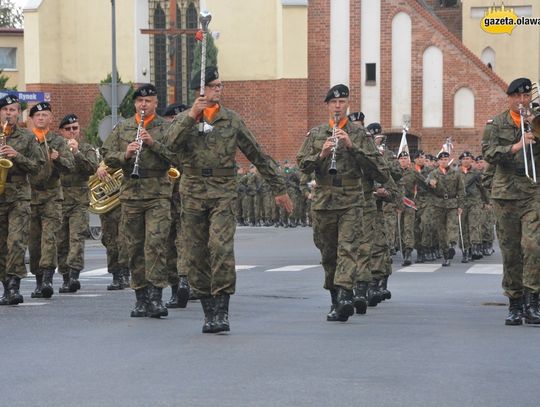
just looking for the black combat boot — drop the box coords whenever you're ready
[147,285,168,318]
[176,276,190,308]
[523,290,540,325]
[0,280,9,305]
[416,248,425,264]
[335,288,354,321]
[442,253,450,267]
[380,276,392,300]
[505,297,523,326]
[401,249,412,266]
[58,273,72,293]
[353,281,368,314]
[121,268,130,288]
[214,294,231,333]
[327,288,347,321]
[130,288,149,317]
[424,249,434,262]
[165,283,180,308]
[41,268,55,298]
[448,245,456,260]
[69,269,81,292]
[200,296,217,333]
[31,274,43,298]
[7,276,24,305]
[367,280,382,307]
[107,271,124,291]
[461,249,469,263]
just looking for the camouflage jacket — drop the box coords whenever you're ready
[426,167,465,209]
[101,115,176,201]
[0,126,45,204]
[460,168,489,206]
[297,121,389,210]
[60,140,100,205]
[166,107,286,199]
[482,110,540,200]
[30,131,75,204]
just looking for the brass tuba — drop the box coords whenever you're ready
[0,121,14,195]
[88,166,123,214]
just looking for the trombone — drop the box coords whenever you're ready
[518,103,537,183]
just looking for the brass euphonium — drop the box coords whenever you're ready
[88,165,123,214]
[0,120,14,195]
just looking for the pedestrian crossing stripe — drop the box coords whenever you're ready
[466,264,503,275]
[396,264,441,273]
[265,265,320,272]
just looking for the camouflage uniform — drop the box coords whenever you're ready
[29,132,75,279]
[166,108,286,297]
[101,114,176,291]
[99,204,128,278]
[0,126,44,300]
[57,140,99,278]
[482,110,540,301]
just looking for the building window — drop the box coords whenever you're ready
[0,47,16,70]
[153,3,167,113]
[365,63,376,85]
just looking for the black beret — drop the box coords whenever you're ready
[366,122,382,135]
[59,113,78,129]
[0,94,19,109]
[438,151,450,159]
[348,112,365,123]
[190,66,220,90]
[475,155,484,162]
[324,84,349,103]
[29,102,51,117]
[398,151,409,158]
[506,78,532,95]
[163,103,188,117]
[459,151,474,160]
[133,83,157,99]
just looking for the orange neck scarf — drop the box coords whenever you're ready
[439,165,447,175]
[33,128,48,143]
[329,118,348,129]
[415,164,423,172]
[510,110,521,128]
[135,113,156,128]
[461,166,470,174]
[203,104,220,123]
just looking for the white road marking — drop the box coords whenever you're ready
[81,268,109,277]
[466,264,503,275]
[396,264,441,273]
[266,265,320,272]
[236,265,257,271]
[16,302,49,306]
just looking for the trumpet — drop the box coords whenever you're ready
[328,113,340,175]
[130,110,145,179]
[518,103,537,183]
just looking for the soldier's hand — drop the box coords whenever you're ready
[189,97,210,120]
[320,139,335,159]
[49,149,59,160]
[335,128,352,148]
[275,193,294,214]
[96,166,110,181]
[0,144,18,158]
[429,179,437,188]
[140,128,154,146]
[374,187,389,198]
[457,207,463,216]
[125,141,140,159]
[67,139,79,154]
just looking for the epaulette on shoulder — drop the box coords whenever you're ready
[485,119,494,125]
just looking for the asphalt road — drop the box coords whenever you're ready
[2,226,538,407]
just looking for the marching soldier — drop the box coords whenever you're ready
[101,83,177,318]
[57,114,99,293]
[0,95,44,305]
[297,84,388,322]
[28,102,75,298]
[426,151,464,267]
[396,151,416,266]
[482,77,540,325]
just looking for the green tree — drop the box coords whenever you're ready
[189,33,218,104]
[0,0,23,28]
[85,74,135,147]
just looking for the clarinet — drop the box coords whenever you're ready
[328,113,340,175]
[130,110,145,179]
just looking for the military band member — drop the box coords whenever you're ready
[166,66,292,333]
[102,84,177,318]
[426,151,464,267]
[297,84,388,322]
[28,102,75,298]
[57,114,99,293]
[482,77,540,325]
[396,151,416,266]
[0,95,45,305]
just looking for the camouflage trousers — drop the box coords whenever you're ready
[122,199,171,290]
[371,209,392,280]
[399,207,415,251]
[431,206,458,257]
[57,202,88,274]
[481,205,496,244]
[420,204,437,249]
[459,203,483,250]
[383,203,398,250]
[242,194,256,223]
[181,195,237,297]
[100,205,128,274]
[29,200,62,274]
[312,206,363,291]
[492,196,540,298]
[0,200,31,280]
[166,196,184,286]
[356,200,374,283]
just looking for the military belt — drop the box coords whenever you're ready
[61,181,88,187]
[183,167,236,177]
[6,175,27,183]
[317,176,360,187]
[123,169,167,179]
[33,182,60,191]
[441,194,456,200]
